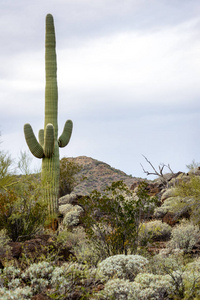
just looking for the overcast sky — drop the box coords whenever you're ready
[1,0,200,178]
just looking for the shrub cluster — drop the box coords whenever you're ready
[138,220,172,245]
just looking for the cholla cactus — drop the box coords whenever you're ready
[24,14,73,218]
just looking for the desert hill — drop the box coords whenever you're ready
[66,156,144,195]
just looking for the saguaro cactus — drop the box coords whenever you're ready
[24,14,73,217]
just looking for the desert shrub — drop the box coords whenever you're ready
[0,286,32,300]
[97,254,148,281]
[133,273,175,299]
[0,176,47,241]
[22,261,53,293]
[79,181,157,257]
[182,258,200,299]
[156,175,200,224]
[148,251,200,299]
[154,195,179,218]
[48,262,97,299]
[0,149,14,190]
[0,229,11,256]
[57,227,101,265]
[94,278,136,300]
[167,219,200,252]
[0,266,21,286]
[62,205,84,227]
[138,220,172,245]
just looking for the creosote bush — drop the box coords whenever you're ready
[79,181,157,257]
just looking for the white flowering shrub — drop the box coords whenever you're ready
[139,220,172,245]
[0,266,21,288]
[22,261,53,293]
[167,219,200,252]
[63,205,83,227]
[98,254,148,281]
[133,273,175,299]
[95,278,137,300]
[50,265,70,296]
[0,286,32,300]
[22,261,53,280]
[49,262,97,298]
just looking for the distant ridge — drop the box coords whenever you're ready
[66,156,143,195]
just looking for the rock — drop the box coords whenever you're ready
[162,212,178,226]
[59,193,78,205]
[0,235,73,267]
[9,242,22,258]
[161,188,176,202]
[32,293,51,300]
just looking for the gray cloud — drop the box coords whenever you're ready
[1,0,200,178]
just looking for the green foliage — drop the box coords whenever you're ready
[0,176,47,241]
[79,181,157,257]
[167,219,199,252]
[138,220,172,246]
[0,150,16,190]
[149,252,200,299]
[59,157,82,196]
[171,175,200,224]
[0,229,11,255]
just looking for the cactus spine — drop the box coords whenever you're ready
[24,14,73,218]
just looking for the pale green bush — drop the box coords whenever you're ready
[22,261,53,293]
[0,286,32,300]
[167,219,200,252]
[62,205,83,227]
[148,251,200,299]
[0,266,21,286]
[154,196,179,218]
[94,278,136,300]
[139,220,172,245]
[97,254,148,281]
[133,273,175,299]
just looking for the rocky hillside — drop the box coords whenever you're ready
[66,156,143,195]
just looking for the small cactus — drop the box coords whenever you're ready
[24,14,73,218]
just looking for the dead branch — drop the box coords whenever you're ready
[141,155,174,187]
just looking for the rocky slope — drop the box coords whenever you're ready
[66,156,144,195]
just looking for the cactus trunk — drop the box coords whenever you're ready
[42,14,59,217]
[24,14,73,220]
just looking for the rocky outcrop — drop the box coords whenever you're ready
[0,235,73,267]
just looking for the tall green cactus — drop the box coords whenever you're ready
[24,14,73,217]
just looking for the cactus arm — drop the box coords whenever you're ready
[58,120,73,147]
[38,129,44,146]
[43,123,55,158]
[24,123,44,158]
